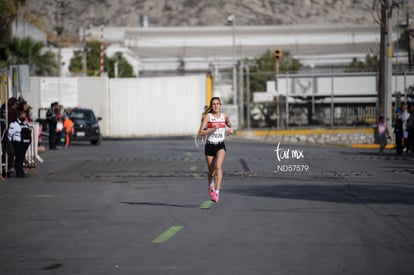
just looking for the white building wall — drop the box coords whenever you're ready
[77,77,110,136]
[28,75,206,138]
[108,75,206,137]
[268,75,414,97]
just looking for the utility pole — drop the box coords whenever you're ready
[385,0,393,131]
[238,60,244,128]
[274,49,281,128]
[81,27,87,76]
[246,64,251,130]
[55,0,67,104]
[227,14,237,106]
[378,0,399,131]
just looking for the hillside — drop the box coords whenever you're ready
[26,0,377,38]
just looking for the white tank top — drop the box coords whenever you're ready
[206,113,226,143]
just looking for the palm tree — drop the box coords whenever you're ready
[0,37,57,76]
[0,0,25,43]
[69,41,135,77]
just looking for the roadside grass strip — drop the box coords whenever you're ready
[199,200,214,209]
[152,226,184,243]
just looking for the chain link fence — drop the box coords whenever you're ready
[214,70,414,129]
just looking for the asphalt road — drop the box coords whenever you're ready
[0,137,413,275]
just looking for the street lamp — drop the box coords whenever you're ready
[55,0,67,104]
[227,14,237,105]
[80,27,92,76]
[55,25,63,78]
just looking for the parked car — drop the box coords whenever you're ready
[70,108,102,145]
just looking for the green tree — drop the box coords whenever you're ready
[247,49,302,93]
[345,54,378,72]
[0,37,56,76]
[69,41,102,76]
[244,50,302,128]
[69,41,135,77]
[0,0,24,43]
[106,52,135,78]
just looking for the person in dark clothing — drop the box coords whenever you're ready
[7,97,19,123]
[8,111,31,178]
[377,116,390,153]
[406,104,414,154]
[394,109,404,156]
[2,97,20,176]
[46,102,59,149]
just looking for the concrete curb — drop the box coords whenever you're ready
[350,143,395,149]
[234,128,395,149]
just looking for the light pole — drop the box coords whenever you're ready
[55,0,66,104]
[310,62,315,123]
[274,49,281,128]
[56,28,63,78]
[378,0,400,134]
[81,27,88,76]
[227,14,237,105]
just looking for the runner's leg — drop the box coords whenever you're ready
[206,156,216,186]
[214,149,226,192]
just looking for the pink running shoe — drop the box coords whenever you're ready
[209,185,216,201]
[211,192,218,203]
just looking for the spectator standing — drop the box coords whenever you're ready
[406,104,414,154]
[8,111,32,178]
[400,103,410,152]
[27,105,36,122]
[56,116,65,146]
[18,100,30,122]
[57,105,66,146]
[5,97,19,175]
[7,97,19,124]
[64,107,73,119]
[63,115,74,148]
[0,103,7,177]
[46,102,59,149]
[377,116,390,153]
[394,109,404,156]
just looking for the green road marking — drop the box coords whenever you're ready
[152,226,184,243]
[199,200,214,209]
[186,152,192,157]
[190,164,204,179]
[192,173,203,179]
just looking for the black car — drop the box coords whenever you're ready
[70,108,102,145]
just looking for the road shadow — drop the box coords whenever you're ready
[228,183,414,205]
[120,201,199,208]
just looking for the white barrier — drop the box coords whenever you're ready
[24,122,39,175]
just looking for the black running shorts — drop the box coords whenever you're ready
[204,142,226,156]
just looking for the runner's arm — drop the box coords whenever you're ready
[225,114,234,135]
[198,115,216,136]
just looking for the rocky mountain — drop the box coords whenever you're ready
[25,0,378,39]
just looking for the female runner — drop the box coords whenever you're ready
[198,97,233,202]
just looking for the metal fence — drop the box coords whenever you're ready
[24,123,40,175]
[227,71,414,129]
